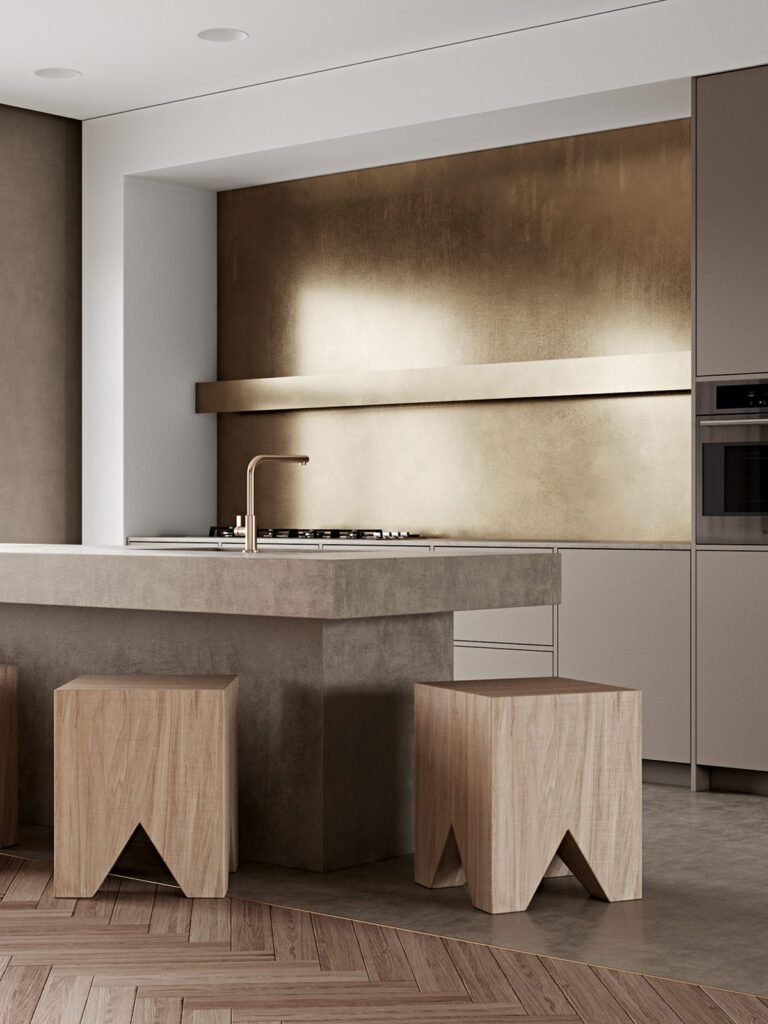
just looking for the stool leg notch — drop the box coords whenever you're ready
[414,824,466,890]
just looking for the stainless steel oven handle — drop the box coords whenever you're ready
[699,419,768,427]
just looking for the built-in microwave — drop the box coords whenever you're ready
[697,380,768,544]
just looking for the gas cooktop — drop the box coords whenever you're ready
[209,527,420,541]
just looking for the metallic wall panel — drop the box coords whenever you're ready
[218,394,691,542]
[0,105,81,543]
[217,120,691,541]
[198,352,690,413]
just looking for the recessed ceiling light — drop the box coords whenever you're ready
[34,67,82,79]
[197,27,249,43]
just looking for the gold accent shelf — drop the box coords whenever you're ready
[196,351,691,414]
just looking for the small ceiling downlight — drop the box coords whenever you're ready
[34,67,82,79]
[197,28,249,43]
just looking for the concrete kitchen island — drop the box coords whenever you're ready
[0,544,559,871]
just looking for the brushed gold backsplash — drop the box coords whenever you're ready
[217,120,691,541]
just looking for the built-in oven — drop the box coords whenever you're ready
[697,380,768,544]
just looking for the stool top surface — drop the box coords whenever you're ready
[417,677,633,698]
[58,674,238,692]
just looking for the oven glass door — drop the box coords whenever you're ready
[699,419,768,542]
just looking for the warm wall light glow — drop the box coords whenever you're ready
[293,283,457,375]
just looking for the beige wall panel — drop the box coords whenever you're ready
[218,393,691,541]
[217,119,691,540]
[0,105,81,542]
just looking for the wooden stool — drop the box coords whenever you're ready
[414,677,642,913]
[0,665,18,848]
[54,674,238,898]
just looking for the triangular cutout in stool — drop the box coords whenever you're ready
[108,824,183,890]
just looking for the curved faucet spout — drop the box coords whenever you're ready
[244,454,310,553]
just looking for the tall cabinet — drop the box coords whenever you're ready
[696,65,768,377]
[695,63,768,779]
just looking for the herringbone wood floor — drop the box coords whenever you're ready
[0,854,764,1024]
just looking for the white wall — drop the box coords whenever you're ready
[123,178,217,538]
[82,0,768,543]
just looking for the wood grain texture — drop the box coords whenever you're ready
[150,892,193,939]
[190,900,231,945]
[353,923,414,983]
[593,965,687,1023]
[29,972,92,1024]
[80,984,137,1024]
[132,996,183,1024]
[272,907,318,963]
[3,859,52,904]
[704,987,768,1024]
[54,675,238,898]
[543,958,634,1024]
[493,950,574,1016]
[0,855,22,895]
[0,853,765,1024]
[110,879,157,929]
[415,677,642,913]
[0,666,18,847]
[445,939,522,1006]
[396,930,465,994]
[231,900,272,954]
[312,914,365,973]
[0,964,50,1024]
[646,975,735,1023]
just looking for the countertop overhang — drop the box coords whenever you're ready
[0,545,560,619]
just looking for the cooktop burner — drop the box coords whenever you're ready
[209,527,420,540]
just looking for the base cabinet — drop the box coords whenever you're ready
[697,551,768,772]
[558,549,691,763]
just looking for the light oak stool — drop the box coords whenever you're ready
[414,677,642,914]
[0,665,18,848]
[54,674,238,899]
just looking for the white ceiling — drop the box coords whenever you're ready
[0,0,664,121]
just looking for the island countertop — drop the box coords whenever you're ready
[0,544,560,619]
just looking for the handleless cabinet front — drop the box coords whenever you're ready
[558,548,691,763]
[454,645,553,681]
[697,550,768,771]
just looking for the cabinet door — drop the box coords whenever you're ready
[558,549,691,763]
[697,551,768,771]
[454,645,553,681]
[696,66,768,376]
[442,547,554,645]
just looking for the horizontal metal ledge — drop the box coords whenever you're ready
[196,351,691,414]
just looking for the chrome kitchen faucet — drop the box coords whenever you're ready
[243,454,310,554]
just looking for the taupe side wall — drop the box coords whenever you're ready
[217,119,691,542]
[0,104,81,543]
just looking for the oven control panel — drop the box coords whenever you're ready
[717,383,768,410]
[697,378,768,417]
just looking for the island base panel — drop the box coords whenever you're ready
[0,603,453,871]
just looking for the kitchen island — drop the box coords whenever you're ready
[0,544,560,871]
